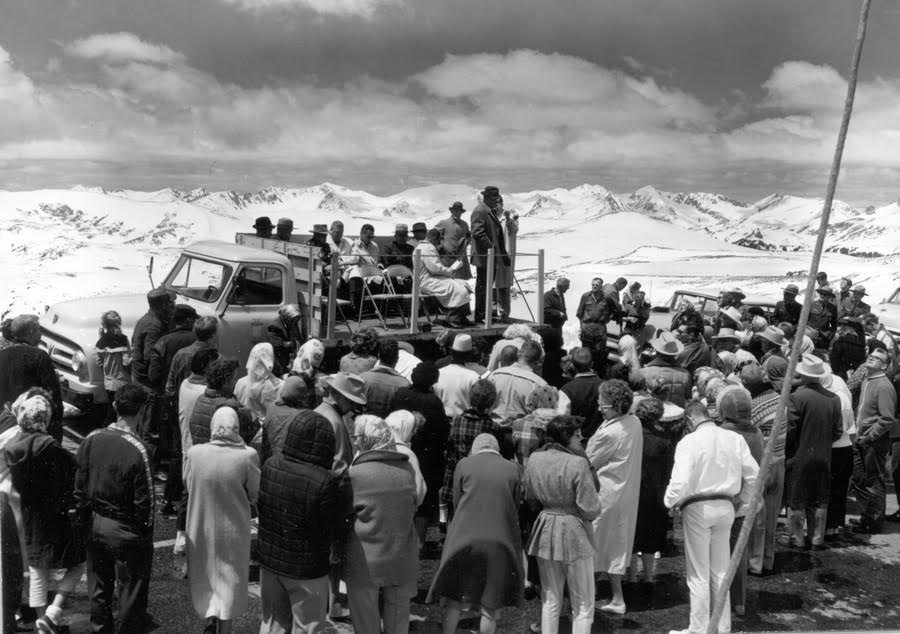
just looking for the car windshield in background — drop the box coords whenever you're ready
[164,255,232,302]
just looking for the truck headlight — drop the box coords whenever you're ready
[71,350,87,378]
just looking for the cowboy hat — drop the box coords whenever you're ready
[720,306,745,328]
[650,331,685,356]
[816,286,835,297]
[795,354,827,378]
[712,327,741,342]
[783,284,800,295]
[449,201,466,212]
[725,287,746,300]
[758,326,787,346]
[323,372,367,405]
[851,284,867,296]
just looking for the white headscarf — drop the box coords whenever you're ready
[209,407,243,445]
[384,410,419,445]
[236,342,283,419]
[291,339,325,377]
[12,392,52,434]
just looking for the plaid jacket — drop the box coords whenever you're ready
[441,409,499,508]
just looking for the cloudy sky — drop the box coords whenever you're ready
[1,0,898,204]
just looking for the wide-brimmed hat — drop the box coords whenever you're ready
[323,372,367,405]
[851,284,867,296]
[411,222,427,233]
[311,223,328,234]
[650,331,684,356]
[725,287,746,300]
[449,201,466,213]
[452,333,473,352]
[720,306,744,328]
[783,284,800,295]
[795,354,827,378]
[816,286,835,297]
[277,217,294,229]
[394,223,409,234]
[712,327,741,342]
[758,326,786,346]
[253,216,274,230]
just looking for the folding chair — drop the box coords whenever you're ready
[321,296,354,335]
[359,265,431,329]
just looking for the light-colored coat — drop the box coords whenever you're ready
[413,242,471,308]
[586,414,643,574]
[185,441,260,620]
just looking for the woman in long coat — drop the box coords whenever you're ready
[341,415,419,634]
[4,390,85,631]
[186,407,261,634]
[428,433,523,634]
[631,397,676,583]
[413,230,472,311]
[586,379,643,615]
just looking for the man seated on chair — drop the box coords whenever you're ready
[414,228,473,328]
[345,223,383,314]
[381,224,415,293]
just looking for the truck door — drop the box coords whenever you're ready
[217,264,286,364]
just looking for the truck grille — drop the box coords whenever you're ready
[39,327,80,375]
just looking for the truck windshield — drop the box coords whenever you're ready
[163,255,232,303]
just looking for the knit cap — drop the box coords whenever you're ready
[716,385,752,425]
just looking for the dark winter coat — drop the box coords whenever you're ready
[261,403,307,465]
[131,310,167,388]
[470,202,509,269]
[257,411,352,580]
[785,383,843,508]
[380,241,415,268]
[147,326,195,390]
[190,389,257,447]
[771,300,802,327]
[640,357,693,406]
[166,340,217,397]
[74,426,155,537]
[561,373,602,437]
[391,386,448,514]
[576,291,616,326]
[830,332,866,380]
[4,430,84,567]
[543,288,568,329]
[0,344,63,443]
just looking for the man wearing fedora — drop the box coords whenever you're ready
[784,354,843,549]
[409,222,428,248]
[315,372,367,475]
[849,347,897,534]
[641,332,692,407]
[435,202,472,280]
[757,326,787,378]
[381,224,415,269]
[808,286,838,349]
[275,217,294,242]
[470,186,511,323]
[839,285,871,321]
[772,284,802,327]
[254,216,274,239]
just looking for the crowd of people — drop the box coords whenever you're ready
[1,227,899,634]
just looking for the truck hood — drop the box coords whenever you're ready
[41,292,216,347]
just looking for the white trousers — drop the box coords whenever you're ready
[536,556,595,634]
[682,500,734,634]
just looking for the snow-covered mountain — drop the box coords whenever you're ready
[1,182,898,320]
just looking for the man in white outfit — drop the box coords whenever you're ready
[664,400,759,634]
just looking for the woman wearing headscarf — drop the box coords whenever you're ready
[341,415,419,634]
[524,416,601,634]
[3,389,85,633]
[587,379,643,615]
[234,342,284,422]
[384,410,427,506]
[390,362,448,549]
[428,433,524,634]
[185,407,261,634]
[285,338,326,407]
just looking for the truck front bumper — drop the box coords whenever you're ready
[56,370,107,415]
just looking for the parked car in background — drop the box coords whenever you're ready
[645,289,777,332]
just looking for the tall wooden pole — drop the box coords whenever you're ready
[706,1,873,631]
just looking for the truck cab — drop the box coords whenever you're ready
[39,240,298,414]
[873,287,900,338]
